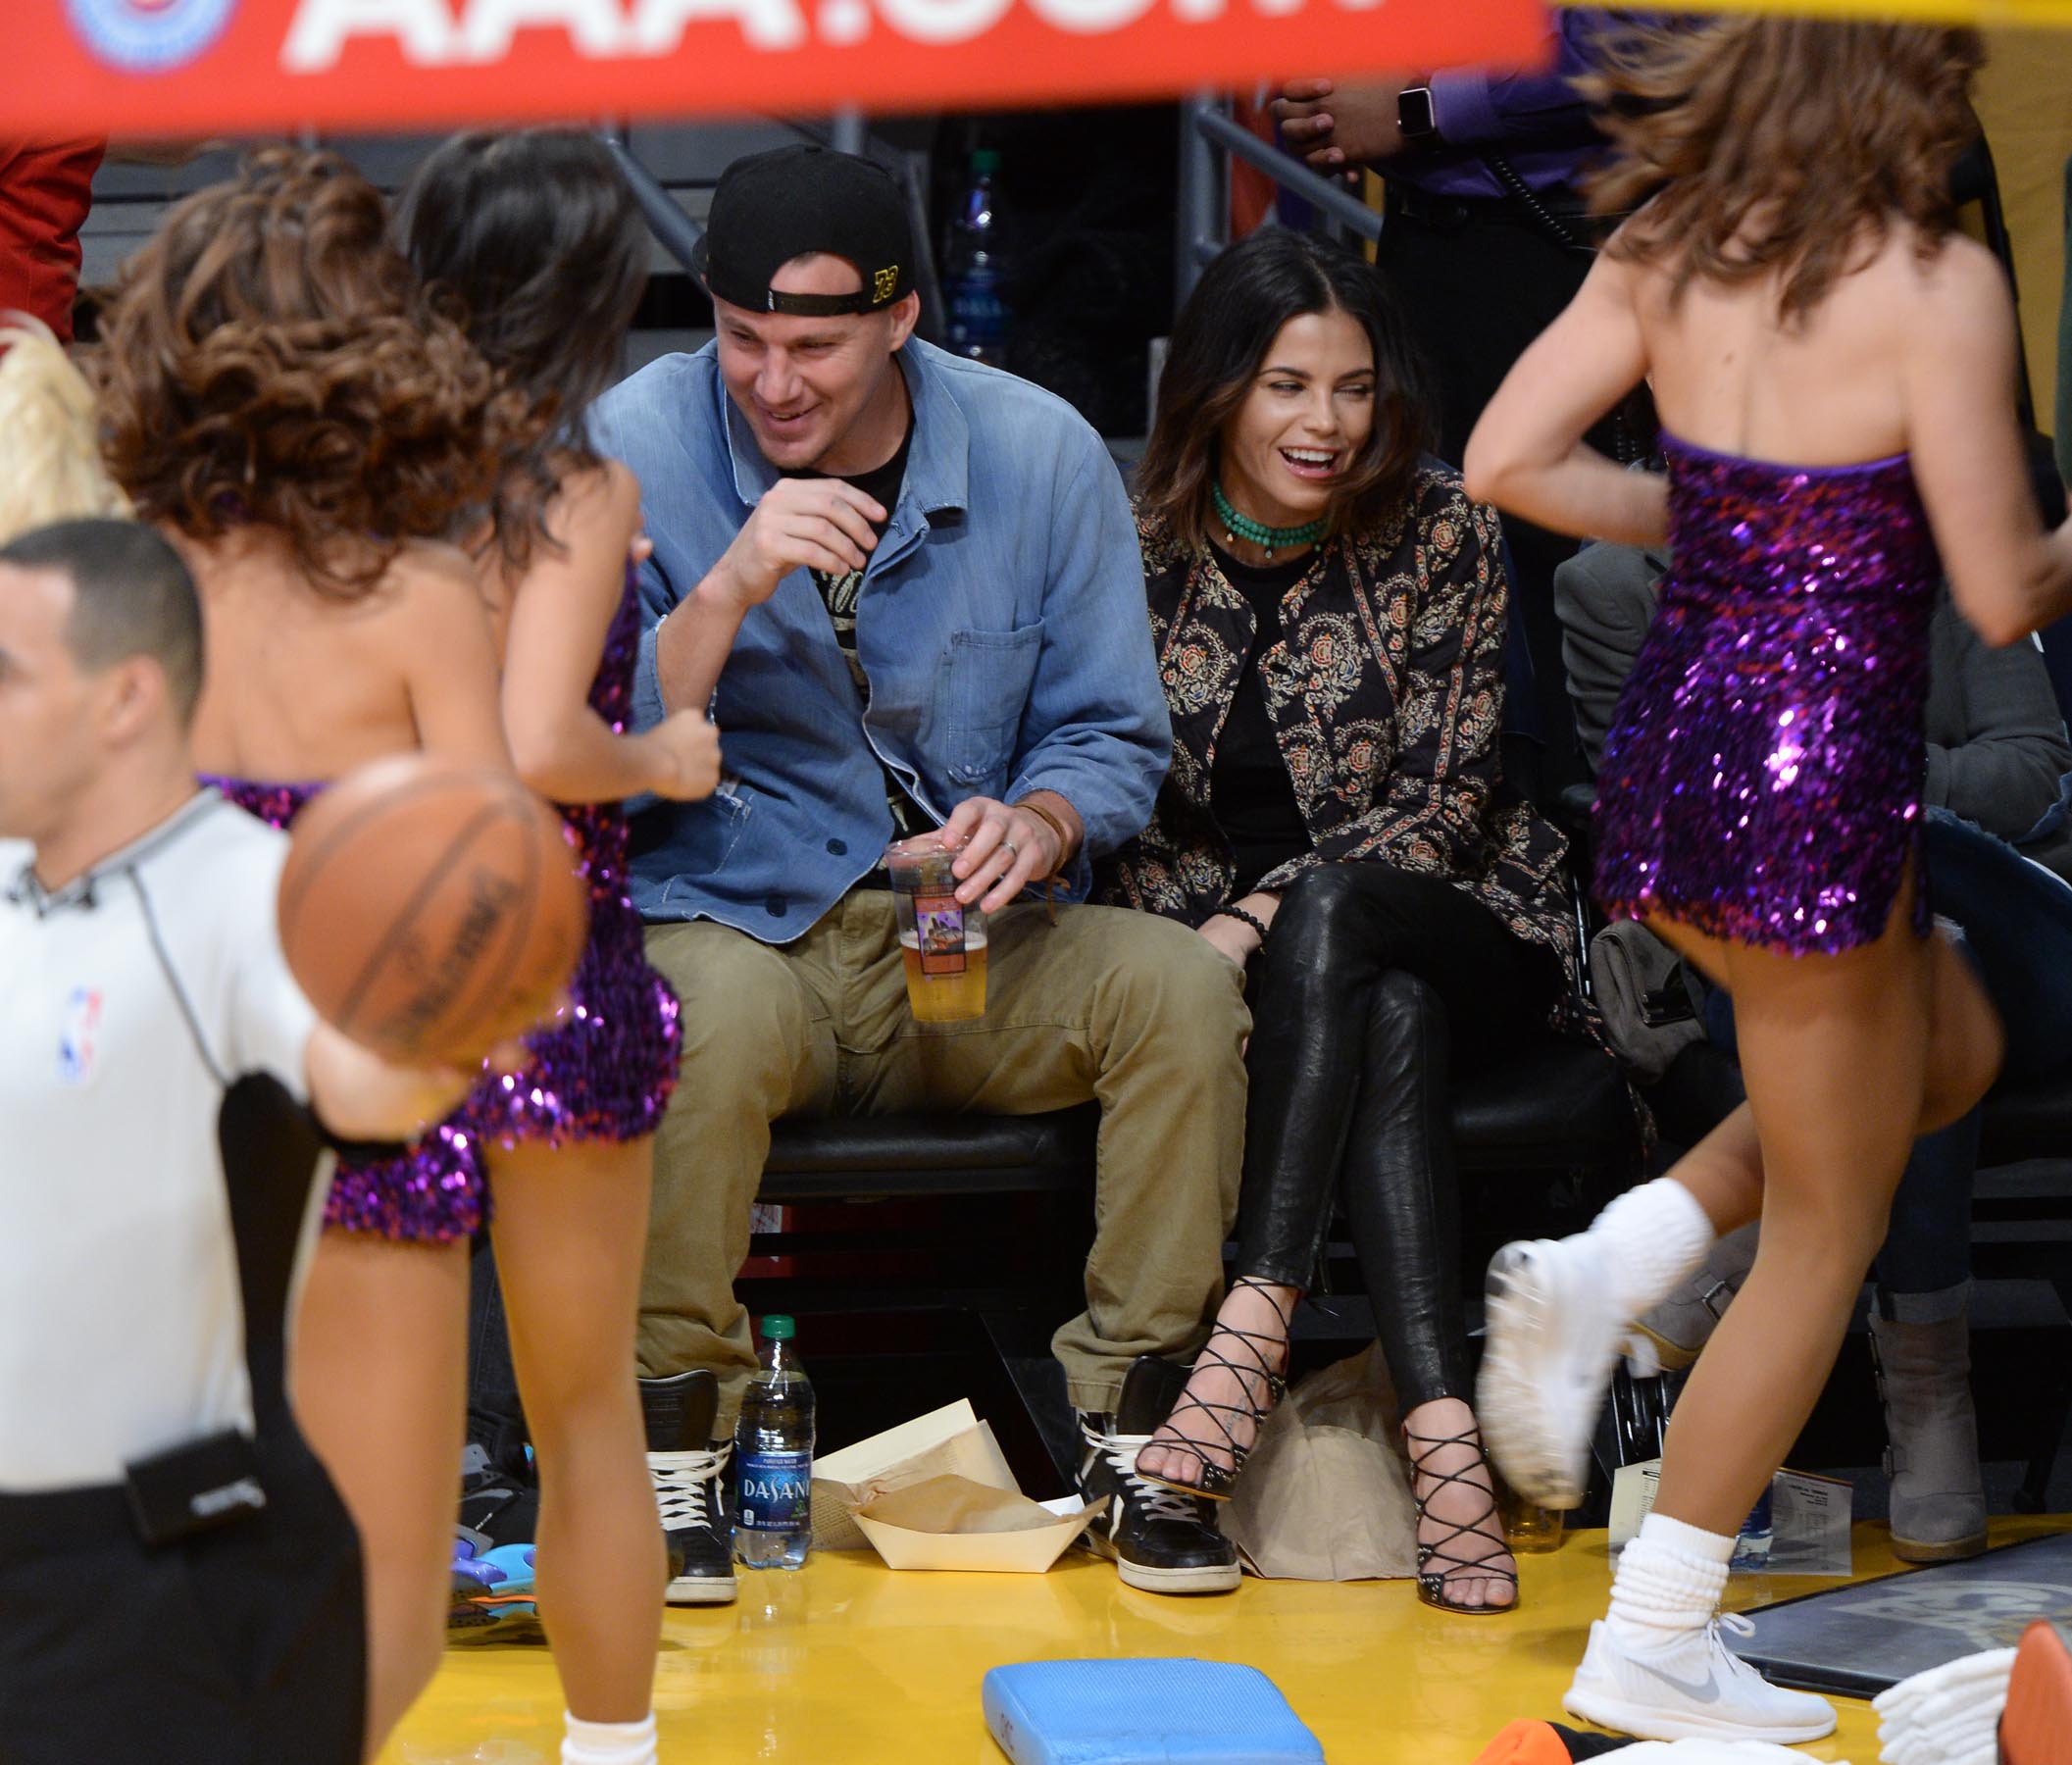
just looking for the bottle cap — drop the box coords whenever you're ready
[971,149,1003,174]
[761,1314,796,1341]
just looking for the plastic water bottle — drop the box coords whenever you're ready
[733,1315,814,1570]
[1731,1481,1775,1571]
[943,149,1011,368]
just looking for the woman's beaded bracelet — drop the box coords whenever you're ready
[1220,904,1272,948]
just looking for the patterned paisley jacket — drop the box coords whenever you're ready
[1098,463,1586,1025]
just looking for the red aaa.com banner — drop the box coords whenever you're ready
[12,0,1543,136]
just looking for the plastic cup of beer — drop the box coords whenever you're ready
[1497,1475,1564,1553]
[884,833,988,1023]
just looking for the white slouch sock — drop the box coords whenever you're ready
[1587,1177,1718,1320]
[563,1711,658,1765]
[1605,1512,1734,1648]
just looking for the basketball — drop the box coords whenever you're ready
[278,755,588,1067]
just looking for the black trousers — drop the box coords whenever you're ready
[1236,864,1561,1412]
[1376,202,1605,795]
[0,1422,365,1765]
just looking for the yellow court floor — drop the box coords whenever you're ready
[381,1516,2069,1765]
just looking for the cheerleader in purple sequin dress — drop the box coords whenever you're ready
[202,574,684,1233]
[405,132,718,1763]
[92,149,544,1750]
[1457,20,2072,1745]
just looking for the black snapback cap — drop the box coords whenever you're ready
[695,145,915,318]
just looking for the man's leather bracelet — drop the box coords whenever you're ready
[1012,797,1077,880]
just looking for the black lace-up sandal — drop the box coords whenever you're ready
[1404,1421,1521,1615]
[1132,1277,1295,1501]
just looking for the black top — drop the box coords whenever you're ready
[1208,544,1315,897]
[785,426,925,840]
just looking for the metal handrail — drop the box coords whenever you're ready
[598,112,892,292]
[597,128,705,275]
[1178,95,1385,301]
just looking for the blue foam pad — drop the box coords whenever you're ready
[982,1657,1325,1765]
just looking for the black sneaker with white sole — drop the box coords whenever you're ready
[1077,1356,1241,1595]
[640,1369,737,1606]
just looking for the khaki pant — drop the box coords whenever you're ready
[640,891,1248,1424]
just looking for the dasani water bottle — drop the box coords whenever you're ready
[943,149,1011,368]
[733,1314,815,1570]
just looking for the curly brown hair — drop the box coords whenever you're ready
[1586,18,1986,321]
[88,147,536,597]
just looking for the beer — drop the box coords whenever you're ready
[899,927,989,1022]
[1498,1477,1564,1553]
[884,832,990,1022]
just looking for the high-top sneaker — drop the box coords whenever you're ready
[1077,1356,1241,1595]
[1869,1294,1988,1563]
[451,1400,545,1639]
[458,1398,539,1548]
[641,1370,736,1605]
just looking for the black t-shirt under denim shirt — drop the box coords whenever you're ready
[783,425,925,842]
[1208,543,1314,897]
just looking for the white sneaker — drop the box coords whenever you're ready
[1564,1617,1837,1744]
[1478,1236,1627,1508]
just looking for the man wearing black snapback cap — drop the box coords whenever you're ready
[592,146,1249,1600]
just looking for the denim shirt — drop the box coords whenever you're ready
[589,337,1171,942]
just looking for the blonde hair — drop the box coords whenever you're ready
[1587,18,1986,320]
[0,316,131,545]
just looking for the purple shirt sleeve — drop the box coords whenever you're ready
[1427,7,1625,153]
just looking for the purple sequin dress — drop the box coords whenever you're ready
[204,569,682,1244]
[1593,434,1939,954]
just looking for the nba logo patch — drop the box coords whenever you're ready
[65,0,237,72]
[58,986,103,1084]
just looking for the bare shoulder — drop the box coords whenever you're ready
[1580,236,1648,309]
[379,540,495,641]
[1896,227,2009,324]
[539,454,642,549]
[391,538,488,602]
[552,455,640,518]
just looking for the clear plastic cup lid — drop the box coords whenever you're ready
[884,832,956,862]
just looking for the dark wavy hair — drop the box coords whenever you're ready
[1587,18,1986,320]
[1136,228,1434,555]
[88,148,531,598]
[405,130,650,575]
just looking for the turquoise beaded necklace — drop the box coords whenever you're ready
[1212,481,1327,560]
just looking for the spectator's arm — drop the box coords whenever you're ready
[1427,9,1627,154]
[1926,605,2072,839]
[1553,540,1662,776]
[1001,437,1173,897]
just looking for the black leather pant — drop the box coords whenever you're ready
[1235,863,1561,1412]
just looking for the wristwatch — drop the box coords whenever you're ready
[1397,84,1439,144]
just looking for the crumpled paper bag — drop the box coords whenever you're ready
[1220,1342,1418,1581]
[850,1473,1101,1572]
[809,1399,1021,1552]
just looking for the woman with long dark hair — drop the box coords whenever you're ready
[1101,227,1590,1614]
[1466,20,2072,1741]
[404,128,716,1765]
